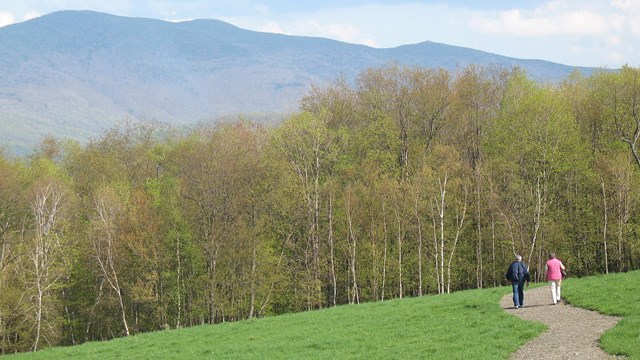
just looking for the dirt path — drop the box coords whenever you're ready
[500,285,623,359]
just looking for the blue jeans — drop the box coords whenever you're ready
[512,281,525,307]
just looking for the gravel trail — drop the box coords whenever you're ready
[500,285,623,359]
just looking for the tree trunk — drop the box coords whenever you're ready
[312,139,322,308]
[491,211,497,287]
[248,236,257,319]
[601,180,609,274]
[176,235,182,328]
[447,188,467,294]
[345,189,359,304]
[381,201,388,301]
[248,194,258,320]
[395,204,403,299]
[414,193,423,296]
[437,175,448,294]
[30,183,65,350]
[476,173,483,289]
[328,195,337,306]
[527,176,544,265]
[431,203,440,294]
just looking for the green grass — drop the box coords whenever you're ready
[7,286,544,360]
[563,270,640,359]
[12,271,640,360]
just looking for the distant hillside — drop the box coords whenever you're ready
[0,10,598,155]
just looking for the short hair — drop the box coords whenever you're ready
[515,254,522,261]
[549,253,556,259]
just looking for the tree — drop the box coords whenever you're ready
[357,64,414,179]
[91,185,130,337]
[419,145,470,293]
[25,178,69,351]
[175,122,274,321]
[450,65,509,288]
[0,153,31,354]
[272,112,334,309]
[6,64,640,355]
[486,71,589,278]
[409,67,452,154]
[606,66,640,168]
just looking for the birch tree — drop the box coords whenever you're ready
[26,180,68,351]
[272,112,333,309]
[0,155,28,353]
[424,145,469,294]
[487,72,588,277]
[607,66,640,168]
[91,185,130,337]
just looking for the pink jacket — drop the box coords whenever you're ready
[546,258,564,281]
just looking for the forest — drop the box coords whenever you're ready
[0,64,639,354]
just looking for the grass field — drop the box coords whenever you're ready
[7,270,640,359]
[7,286,544,360]
[563,270,640,359]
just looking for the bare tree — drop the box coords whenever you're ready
[601,179,609,274]
[446,186,468,294]
[327,193,337,306]
[344,186,360,304]
[381,199,389,301]
[92,187,130,337]
[28,182,66,351]
[414,188,424,296]
[610,67,640,168]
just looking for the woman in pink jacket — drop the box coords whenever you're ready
[545,253,566,305]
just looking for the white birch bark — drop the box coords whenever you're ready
[29,183,65,351]
[93,192,130,337]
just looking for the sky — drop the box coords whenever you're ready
[1,0,639,68]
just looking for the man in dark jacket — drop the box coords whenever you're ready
[506,254,530,309]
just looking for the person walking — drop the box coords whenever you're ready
[506,254,530,309]
[545,253,566,305]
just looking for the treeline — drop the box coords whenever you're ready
[1,64,639,353]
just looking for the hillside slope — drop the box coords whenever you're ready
[0,10,598,154]
[8,271,640,359]
[5,286,544,359]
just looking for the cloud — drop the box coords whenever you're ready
[224,10,378,47]
[259,21,285,34]
[470,9,607,36]
[467,0,640,40]
[0,11,15,27]
[289,20,376,46]
[611,0,640,11]
[457,0,640,67]
[23,11,41,21]
[163,17,195,23]
[150,0,640,67]
[606,51,626,65]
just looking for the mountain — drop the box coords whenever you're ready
[0,10,598,155]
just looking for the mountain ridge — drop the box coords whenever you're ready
[0,10,601,155]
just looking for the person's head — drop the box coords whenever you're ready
[549,252,556,259]
[515,254,522,262]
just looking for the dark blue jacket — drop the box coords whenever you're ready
[506,261,530,283]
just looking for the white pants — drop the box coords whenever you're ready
[550,280,562,304]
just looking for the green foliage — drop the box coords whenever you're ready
[3,65,640,354]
